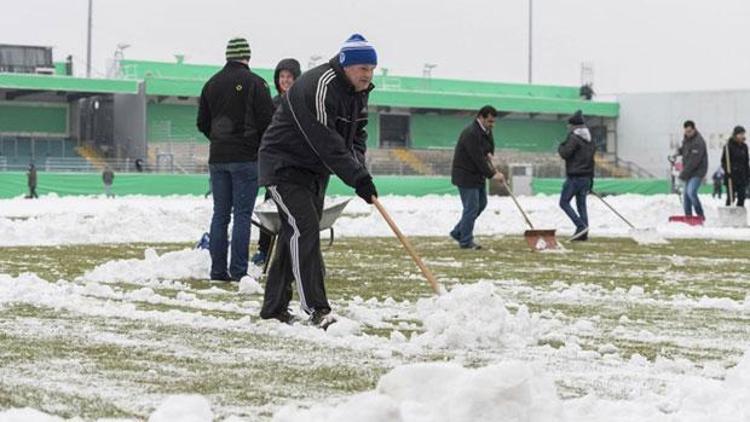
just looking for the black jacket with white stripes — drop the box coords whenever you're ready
[258,57,372,188]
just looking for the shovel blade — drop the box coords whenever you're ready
[524,229,558,251]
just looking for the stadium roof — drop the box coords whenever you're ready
[122,59,618,117]
[0,73,139,97]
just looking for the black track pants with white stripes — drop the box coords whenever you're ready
[260,180,329,318]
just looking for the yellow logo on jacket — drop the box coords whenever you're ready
[236,84,243,92]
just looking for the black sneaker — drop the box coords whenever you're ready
[449,231,461,243]
[569,226,589,241]
[262,310,300,325]
[460,243,482,250]
[308,309,337,330]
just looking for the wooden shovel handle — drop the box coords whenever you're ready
[372,197,442,295]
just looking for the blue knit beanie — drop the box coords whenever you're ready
[339,34,377,68]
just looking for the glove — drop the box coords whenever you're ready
[355,177,378,204]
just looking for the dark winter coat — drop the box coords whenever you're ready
[721,138,750,186]
[451,120,496,188]
[272,58,302,110]
[677,132,708,181]
[258,57,372,188]
[102,169,114,185]
[558,126,596,177]
[197,61,274,163]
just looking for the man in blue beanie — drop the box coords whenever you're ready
[258,34,378,328]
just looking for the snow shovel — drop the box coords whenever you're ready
[503,181,558,251]
[372,197,444,295]
[591,191,668,245]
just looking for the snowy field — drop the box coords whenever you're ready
[1,193,750,421]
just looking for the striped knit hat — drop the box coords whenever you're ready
[339,34,377,68]
[226,37,251,61]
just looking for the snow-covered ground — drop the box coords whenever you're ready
[0,192,748,247]
[1,193,749,421]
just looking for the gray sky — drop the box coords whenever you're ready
[3,0,749,94]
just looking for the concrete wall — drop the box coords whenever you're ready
[617,90,750,179]
[113,84,146,160]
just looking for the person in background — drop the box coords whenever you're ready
[27,163,38,199]
[712,167,724,199]
[558,110,596,241]
[449,105,506,250]
[252,58,302,267]
[674,120,708,219]
[196,36,274,282]
[102,166,115,198]
[721,125,749,207]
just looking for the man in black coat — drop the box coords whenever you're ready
[721,125,749,207]
[558,110,596,241]
[257,34,378,328]
[674,120,708,218]
[196,37,274,282]
[449,105,505,250]
[252,58,302,267]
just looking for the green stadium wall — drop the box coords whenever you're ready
[0,172,709,199]
[0,101,68,136]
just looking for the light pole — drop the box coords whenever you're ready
[86,0,93,78]
[528,0,533,84]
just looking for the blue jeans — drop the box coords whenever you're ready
[209,161,259,280]
[559,176,592,230]
[451,186,488,247]
[683,176,704,217]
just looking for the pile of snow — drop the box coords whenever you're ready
[274,348,750,422]
[238,275,264,295]
[148,394,213,422]
[409,282,548,349]
[81,248,210,284]
[273,361,562,422]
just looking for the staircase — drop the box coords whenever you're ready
[595,153,655,178]
[75,145,107,171]
[389,148,433,175]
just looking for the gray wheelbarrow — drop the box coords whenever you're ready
[252,198,352,274]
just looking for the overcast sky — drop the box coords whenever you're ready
[2,0,749,94]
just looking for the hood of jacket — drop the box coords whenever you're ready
[273,58,302,94]
[572,126,592,142]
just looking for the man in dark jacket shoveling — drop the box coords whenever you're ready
[449,105,505,250]
[558,110,596,241]
[674,120,708,219]
[258,34,378,328]
[721,125,749,207]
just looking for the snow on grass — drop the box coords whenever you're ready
[1,195,750,421]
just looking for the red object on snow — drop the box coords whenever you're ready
[668,215,705,226]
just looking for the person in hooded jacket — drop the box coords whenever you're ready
[252,58,302,267]
[558,110,596,241]
[721,125,749,207]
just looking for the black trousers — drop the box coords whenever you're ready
[260,176,329,318]
[727,180,747,207]
[257,189,273,253]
